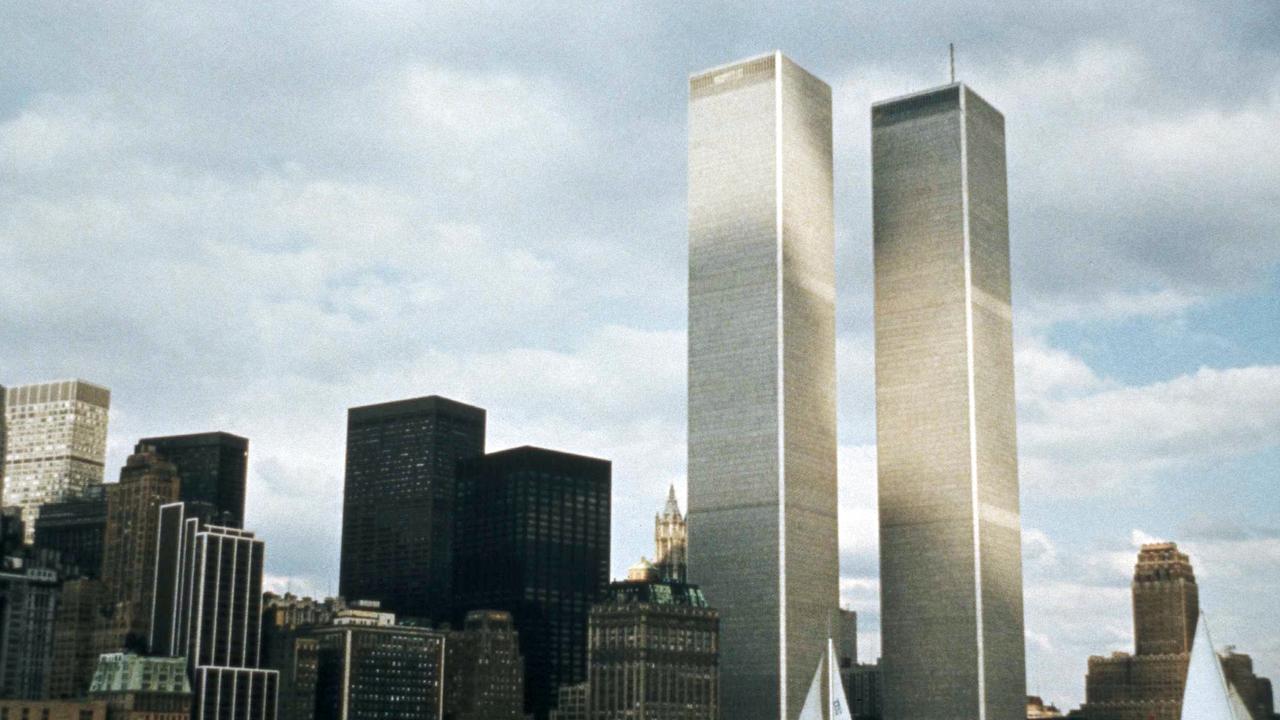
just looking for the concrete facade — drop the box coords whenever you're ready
[871,83,1025,720]
[2,380,110,542]
[687,51,838,720]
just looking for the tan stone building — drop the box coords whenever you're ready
[586,576,719,720]
[1082,542,1276,720]
[95,448,180,655]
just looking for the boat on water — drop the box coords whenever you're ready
[799,638,853,720]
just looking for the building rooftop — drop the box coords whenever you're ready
[600,579,711,609]
[89,653,191,695]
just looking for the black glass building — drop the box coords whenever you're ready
[453,446,611,720]
[139,432,249,528]
[33,484,107,578]
[339,396,485,622]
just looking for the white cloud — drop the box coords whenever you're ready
[1020,364,1280,495]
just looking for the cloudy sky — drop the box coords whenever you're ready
[3,1,1278,709]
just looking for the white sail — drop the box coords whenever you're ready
[798,639,853,720]
[799,652,824,720]
[1181,611,1250,720]
[828,639,853,720]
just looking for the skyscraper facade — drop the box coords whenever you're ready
[454,446,611,720]
[140,433,250,528]
[2,380,110,542]
[654,485,687,584]
[871,83,1025,720]
[339,395,485,622]
[150,503,278,720]
[687,51,839,720]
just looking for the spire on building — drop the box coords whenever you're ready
[654,485,688,584]
[663,484,681,518]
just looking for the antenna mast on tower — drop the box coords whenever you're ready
[949,43,956,83]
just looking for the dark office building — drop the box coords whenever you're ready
[0,564,59,699]
[0,507,22,556]
[587,575,719,720]
[339,396,485,622]
[192,667,278,720]
[313,622,447,720]
[845,662,884,720]
[34,484,107,578]
[140,433,249,528]
[454,446,611,720]
[48,578,104,698]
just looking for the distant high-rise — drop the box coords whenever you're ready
[1081,543,1278,720]
[654,485,687,583]
[140,433,249,528]
[339,395,485,621]
[844,662,884,720]
[98,447,180,653]
[150,504,265,667]
[0,563,59,698]
[150,503,278,720]
[48,578,103,699]
[1082,542,1210,720]
[872,82,1025,719]
[454,446,611,720]
[687,51,839,720]
[833,607,857,670]
[1132,542,1198,656]
[2,380,110,542]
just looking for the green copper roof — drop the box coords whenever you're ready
[89,653,191,695]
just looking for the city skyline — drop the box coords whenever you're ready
[2,3,1279,711]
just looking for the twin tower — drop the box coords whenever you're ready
[687,52,1026,720]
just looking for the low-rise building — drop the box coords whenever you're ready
[0,699,108,720]
[89,653,192,720]
[586,564,719,720]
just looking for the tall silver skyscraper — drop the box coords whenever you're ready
[2,380,110,542]
[871,83,1026,720]
[688,51,838,720]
